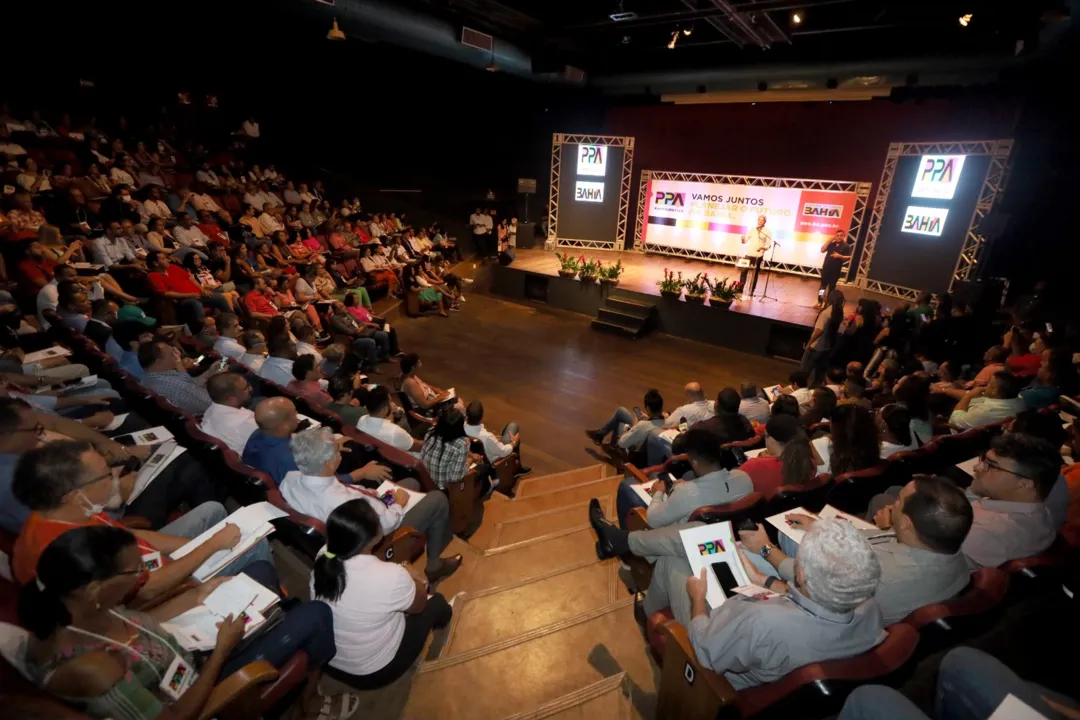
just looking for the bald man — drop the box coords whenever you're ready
[739,214,772,296]
[665,382,715,428]
[200,373,258,454]
[242,397,390,487]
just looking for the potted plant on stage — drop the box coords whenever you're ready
[599,259,624,288]
[579,257,602,283]
[704,276,742,309]
[556,252,579,279]
[684,272,709,304]
[656,269,683,299]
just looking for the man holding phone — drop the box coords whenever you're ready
[138,339,218,415]
[585,389,666,452]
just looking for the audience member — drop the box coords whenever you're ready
[695,388,755,445]
[739,415,817,499]
[948,371,1025,430]
[138,339,215,415]
[258,334,298,387]
[288,354,332,406]
[815,403,881,476]
[200,373,258,454]
[878,403,917,457]
[465,400,529,475]
[738,382,770,424]
[586,389,667,451]
[664,382,714,428]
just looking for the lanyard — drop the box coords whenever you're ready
[65,610,180,682]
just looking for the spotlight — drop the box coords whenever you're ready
[327,18,346,41]
[667,31,679,49]
[682,26,693,36]
[958,13,972,27]
[791,11,803,25]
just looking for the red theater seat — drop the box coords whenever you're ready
[902,568,1009,632]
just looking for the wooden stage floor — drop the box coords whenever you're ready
[511,248,897,328]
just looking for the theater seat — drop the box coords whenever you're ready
[902,568,1009,632]
[1001,538,1076,580]
[652,617,919,720]
[760,476,833,519]
[822,462,899,515]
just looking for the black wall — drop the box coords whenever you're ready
[554,145,624,244]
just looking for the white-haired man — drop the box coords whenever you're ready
[279,427,462,583]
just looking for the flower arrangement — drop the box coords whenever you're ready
[704,276,742,304]
[599,259,624,284]
[578,257,602,281]
[683,272,709,299]
[656,269,683,295]
[556,252,579,277]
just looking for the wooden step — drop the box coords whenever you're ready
[500,673,632,720]
[490,476,622,525]
[488,496,613,549]
[468,527,605,593]
[515,464,609,499]
[404,601,655,720]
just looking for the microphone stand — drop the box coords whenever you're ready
[758,240,781,303]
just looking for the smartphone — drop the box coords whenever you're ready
[719,447,748,470]
[660,472,675,494]
[194,355,206,364]
[114,434,136,447]
[1046,323,1053,333]
[710,561,740,598]
[633,406,644,421]
[217,356,229,371]
[678,418,689,433]
[734,517,758,533]
[378,492,396,507]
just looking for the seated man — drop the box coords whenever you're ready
[962,433,1061,568]
[586,388,667,451]
[138,338,216,415]
[948,371,1026,430]
[243,276,281,323]
[201,372,258,454]
[243,396,390,487]
[91,221,142,270]
[781,371,812,408]
[738,382,771,424]
[357,386,422,452]
[465,400,529,476]
[695,387,756,445]
[664,382,715,428]
[112,320,155,378]
[288,354,332,406]
[213,312,246,360]
[239,328,268,372]
[740,475,973,625]
[878,403,917,458]
[11,440,269,591]
[607,428,753,533]
[328,300,385,372]
[258,334,298,387]
[146,250,229,329]
[280,426,462,583]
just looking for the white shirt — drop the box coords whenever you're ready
[880,440,917,459]
[357,415,415,453]
[259,212,283,233]
[141,199,171,220]
[192,193,220,212]
[280,472,404,530]
[742,226,773,258]
[110,167,136,186]
[241,120,261,138]
[262,193,283,208]
[17,173,51,192]
[949,397,1026,431]
[173,225,210,248]
[240,353,266,372]
[214,336,246,360]
[258,357,295,387]
[315,552,415,676]
[465,422,513,461]
[664,399,716,428]
[243,192,265,211]
[199,403,258,455]
[295,342,324,367]
[195,170,220,187]
[91,235,136,267]
[470,213,489,235]
[36,280,60,328]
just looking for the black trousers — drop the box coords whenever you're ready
[473,232,489,258]
[739,255,764,295]
[324,593,452,690]
[124,453,221,529]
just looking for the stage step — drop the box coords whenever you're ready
[591,296,656,339]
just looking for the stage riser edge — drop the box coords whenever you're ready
[491,265,808,360]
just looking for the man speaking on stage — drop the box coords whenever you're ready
[740,215,772,296]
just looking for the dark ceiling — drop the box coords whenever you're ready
[403,0,1061,75]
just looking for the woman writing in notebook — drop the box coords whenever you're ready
[18,526,356,720]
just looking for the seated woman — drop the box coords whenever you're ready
[799,386,837,433]
[19,525,354,720]
[267,230,299,275]
[359,245,400,297]
[288,354,333,406]
[402,264,448,317]
[274,274,324,331]
[739,414,819,500]
[344,292,401,358]
[183,252,239,312]
[421,259,463,304]
[313,499,453,691]
[877,403,917,457]
[811,403,881,476]
[144,216,178,256]
[287,228,318,263]
[399,353,456,422]
[284,205,304,232]
[298,201,318,230]
[420,407,493,495]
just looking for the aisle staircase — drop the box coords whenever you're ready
[591,295,656,339]
[357,464,655,719]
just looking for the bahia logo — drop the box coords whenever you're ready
[696,539,726,556]
[802,203,842,218]
[901,206,948,237]
[655,191,685,207]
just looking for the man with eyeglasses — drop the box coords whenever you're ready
[0,399,46,533]
[962,433,1062,568]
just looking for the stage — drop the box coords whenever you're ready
[500,248,897,325]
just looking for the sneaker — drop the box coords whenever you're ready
[450,305,461,312]
[513,465,532,478]
[584,429,605,446]
[315,332,331,344]
[458,296,467,302]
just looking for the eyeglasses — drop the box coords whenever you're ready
[976,452,1035,481]
[14,423,44,436]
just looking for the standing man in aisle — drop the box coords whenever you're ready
[469,207,491,261]
[739,215,772,297]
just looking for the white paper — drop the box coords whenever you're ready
[170,502,287,581]
[375,480,426,514]
[72,262,104,271]
[744,448,767,459]
[766,506,813,545]
[446,387,456,399]
[116,426,175,446]
[163,606,267,652]
[811,435,832,474]
[203,580,257,619]
[36,374,99,395]
[383,323,390,332]
[986,695,1050,720]
[22,346,72,364]
[206,574,279,615]
[104,413,129,432]
[819,504,878,531]
[126,441,187,503]
[631,479,661,506]
[955,457,979,477]
[678,522,750,610]
[732,584,782,601]
[297,413,322,430]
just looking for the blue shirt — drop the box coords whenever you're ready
[1020,384,1060,411]
[119,351,145,379]
[242,430,297,487]
[0,453,31,534]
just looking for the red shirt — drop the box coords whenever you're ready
[356,226,371,243]
[1006,354,1041,378]
[244,290,278,315]
[17,256,57,294]
[198,223,231,246]
[740,456,786,500]
[149,264,201,295]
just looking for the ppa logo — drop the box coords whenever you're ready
[577,144,607,176]
[911,154,966,200]
[802,203,842,218]
[655,191,685,207]
[697,539,726,555]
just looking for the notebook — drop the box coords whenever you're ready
[170,502,287,582]
[375,481,426,514]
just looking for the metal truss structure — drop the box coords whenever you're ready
[854,140,1013,300]
[548,134,635,251]
[632,169,871,279]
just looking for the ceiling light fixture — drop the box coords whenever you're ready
[327,18,346,41]
[791,11,803,25]
[667,31,679,49]
[958,13,972,27]
[682,26,693,36]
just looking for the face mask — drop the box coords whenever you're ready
[105,473,123,510]
[77,489,106,517]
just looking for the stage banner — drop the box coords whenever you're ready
[642,178,859,268]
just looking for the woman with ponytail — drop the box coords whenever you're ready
[739,415,820,500]
[313,499,453,690]
[19,525,352,720]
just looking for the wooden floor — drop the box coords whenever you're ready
[511,248,901,328]
[387,284,794,477]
